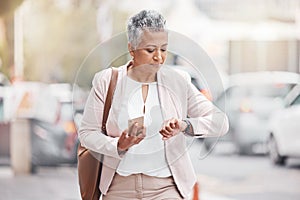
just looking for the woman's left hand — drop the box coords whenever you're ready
[159,118,187,140]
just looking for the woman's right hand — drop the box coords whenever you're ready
[117,123,146,152]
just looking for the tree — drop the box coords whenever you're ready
[0,0,24,16]
[0,0,24,80]
[22,0,100,84]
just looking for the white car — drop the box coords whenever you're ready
[205,71,300,154]
[267,84,300,165]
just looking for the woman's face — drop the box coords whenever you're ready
[129,29,168,70]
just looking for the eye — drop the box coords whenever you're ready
[161,49,167,52]
[146,48,155,53]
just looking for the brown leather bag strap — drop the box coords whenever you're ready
[101,68,118,135]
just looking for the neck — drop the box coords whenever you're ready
[127,64,157,83]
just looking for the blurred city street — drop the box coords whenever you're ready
[189,140,300,200]
[1,139,300,200]
[1,0,300,200]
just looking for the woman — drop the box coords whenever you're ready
[79,10,228,199]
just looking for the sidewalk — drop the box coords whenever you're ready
[201,194,235,200]
[0,166,235,200]
[0,166,80,200]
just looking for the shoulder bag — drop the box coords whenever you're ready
[77,68,118,200]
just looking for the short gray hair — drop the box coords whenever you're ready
[127,10,166,49]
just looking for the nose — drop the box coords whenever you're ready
[153,50,162,62]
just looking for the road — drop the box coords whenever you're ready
[188,139,300,200]
[0,139,300,200]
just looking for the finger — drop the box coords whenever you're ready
[175,119,182,129]
[162,135,171,140]
[120,130,128,139]
[172,118,178,124]
[159,129,171,138]
[165,126,173,132]
[175,122,180,129]
[170,122,176,129]
[137,134,145,139]
[163,127,174,136]
[135,137,144,144]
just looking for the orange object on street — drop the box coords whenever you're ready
[192,182,200,200]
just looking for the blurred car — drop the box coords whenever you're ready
[0,73,13,160]
[30,101,78,170]
[30,83,78,171]
[267,84,300,165]
[0,82,78,170]
[0,81,79,169]
[0,85,12,160]
[204,71,300,154]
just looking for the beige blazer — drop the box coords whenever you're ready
[78,63,229,198]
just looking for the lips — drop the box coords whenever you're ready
[150,64,161,67]
[151,62,163,66]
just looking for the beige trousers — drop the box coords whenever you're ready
[102,173,184,200]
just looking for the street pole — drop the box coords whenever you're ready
[10,3,32,175]
[14,3,24,81]
[10,118,31,174]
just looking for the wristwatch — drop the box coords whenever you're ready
[182,119,194,136]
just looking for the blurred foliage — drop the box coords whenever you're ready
[0,0,24,16]
[0,0,23,79]
[1,0,153,86]
[0,19,8,75]
[23,0,101,85]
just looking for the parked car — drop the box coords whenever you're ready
[204,71,300,154]
[0,83,13,160]
[0,86,10,159]
[267,84,300,165]
[30,83,78,171]
[0,82,80,169]
[31,101,78,170]
[0,72,11,159]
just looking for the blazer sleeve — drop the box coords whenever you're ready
[78,69,122,159]
[185,82,229,138]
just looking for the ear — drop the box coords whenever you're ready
[128,43,134,57]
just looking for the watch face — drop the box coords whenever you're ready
[183,120,193,136]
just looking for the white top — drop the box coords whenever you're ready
[116,76,172,177]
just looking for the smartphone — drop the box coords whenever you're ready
[128,116,144,136]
